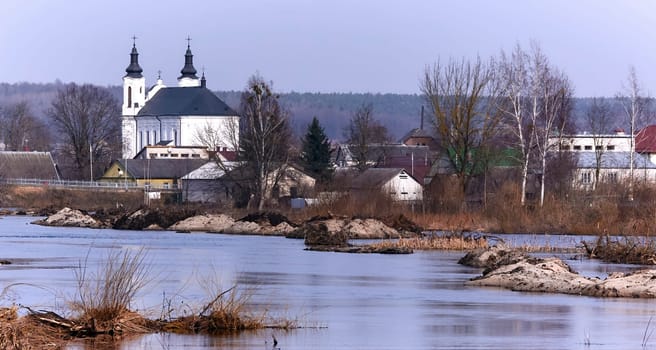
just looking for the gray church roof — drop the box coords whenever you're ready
[137,87,238,117]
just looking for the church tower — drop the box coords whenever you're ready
[178,39,201,87]
[122,39,145,159]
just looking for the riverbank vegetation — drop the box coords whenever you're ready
[0,248,298,348]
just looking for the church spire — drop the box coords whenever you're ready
[125,36,143,78]
[179,37,198,79]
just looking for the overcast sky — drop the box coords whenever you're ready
[1,0,655,97]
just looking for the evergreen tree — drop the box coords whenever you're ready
[301,116,333,182]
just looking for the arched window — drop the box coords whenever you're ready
[128,86,132,107]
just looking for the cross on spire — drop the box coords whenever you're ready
[132,35,137,46]
[186,36,191,48]
[157,70,162,79]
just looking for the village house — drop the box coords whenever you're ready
[99,158,207,191]
[180,162,316,205]
[349,168,423,202]
[552,128,656,188]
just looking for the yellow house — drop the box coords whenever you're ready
[100,158,207,190]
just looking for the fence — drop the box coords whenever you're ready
[0,178,179,191]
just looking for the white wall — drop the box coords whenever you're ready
[384,170,423,201]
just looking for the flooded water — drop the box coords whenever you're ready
[1,216,655,349]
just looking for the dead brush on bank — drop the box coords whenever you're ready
[368,235,489,251]
[582,235,656,265]
[69,247,155,336]
[0,306,69,350]
[163,271,297,334]
[163,285,266,334]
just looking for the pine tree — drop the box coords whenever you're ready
[301,117,333,182]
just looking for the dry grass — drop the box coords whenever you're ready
[0,306,68,350]
[583,235,656,265]
[369,235,489,251]
[70,248,154,335]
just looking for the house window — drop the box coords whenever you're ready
[581,172,592,184]
[399,175,408,179]
[163,183,169,189]
[607,145,615,151]
[606,172,618,183]
[560,143,570,151]
[595,145,603,150]
[192,154,200,158]
[573,145,581,151]
[181,154,189,158]
[149,153,157,158]
[584,145,592,150]
[170,153,178,157]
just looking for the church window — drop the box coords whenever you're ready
[134,102,139,108]
[173,130,178,145]
[146,131,150,145]
[139,131,143,150]
[128,86,132,107]
[154,131,157,143]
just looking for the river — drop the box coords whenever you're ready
[0,215,654,349]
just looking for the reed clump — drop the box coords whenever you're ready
[69,248,155,336]
[583,235,656,265]
[163,285,262,334]
[369,235,489,251]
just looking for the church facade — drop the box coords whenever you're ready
[121,41,239,159]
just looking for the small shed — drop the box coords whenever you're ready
[350,168,423,201]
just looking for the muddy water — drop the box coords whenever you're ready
[0,216,654,349]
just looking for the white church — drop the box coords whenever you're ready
[121,40,239,159]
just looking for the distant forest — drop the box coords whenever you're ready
[0,82,641,143]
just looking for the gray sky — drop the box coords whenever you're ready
[1,0,655,97]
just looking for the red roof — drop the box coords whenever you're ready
[380,155,431,182]
[636,125,656,153]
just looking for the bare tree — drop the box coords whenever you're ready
[497,44,533,205]
[238,74,292,210]
[343,103,390,172]
[47,84,121,180]
[0,101,51,151]
[585,98,613,189]
[421,56,503,195]
[617,66,651,199]
[528,46,573,207]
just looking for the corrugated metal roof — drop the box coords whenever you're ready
[350,168,419,190]
[0,151,59,180]
[137,87,237,117]
[118,159,208,179]
[576,152,656,169]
